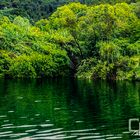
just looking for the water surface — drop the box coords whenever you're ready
[0,78,139,139]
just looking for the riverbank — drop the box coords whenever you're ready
[0,2,139,80]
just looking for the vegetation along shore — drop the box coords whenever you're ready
[0,0,140,80]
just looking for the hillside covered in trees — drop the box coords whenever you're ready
[0,1,140,80]
[0,0,140,21]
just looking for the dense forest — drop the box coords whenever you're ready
[0,0,140,21]
[0,0,140,80]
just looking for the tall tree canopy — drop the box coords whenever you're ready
[0,2,140,80]
[0,0,140,21]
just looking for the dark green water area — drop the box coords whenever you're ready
[0,78,139,140]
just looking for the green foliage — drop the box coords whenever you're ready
[116,56,140,80]
[9,52,69,78]
[0,2,139,80]
[10,55,37,78]
[98,42,121,63]
[76,58,97,78]
[35,19,49,31]
[0,16,70,78]
[1,0,136,21]
[0,50,12,74]
[72,3,140,80]
[127,41,140,56]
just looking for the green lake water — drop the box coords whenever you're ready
[0,78,140,140]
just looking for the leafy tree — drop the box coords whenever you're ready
[0,2,139,80]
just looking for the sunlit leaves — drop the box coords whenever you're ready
[0,16,70,78]
[98,41,121,63]
[0,2,139,80]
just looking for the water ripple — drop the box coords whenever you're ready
[40,124,54,127]
[0,115,7,118]
[25,129,38,133]
[36,128,64,134]
[64,128,96,133]
[77,135,105,140]
[0,131,13,135]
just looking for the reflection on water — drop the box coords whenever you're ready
[0,78,139,139]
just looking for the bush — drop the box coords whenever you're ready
[0,50,12,74]
[9,55,36,78]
